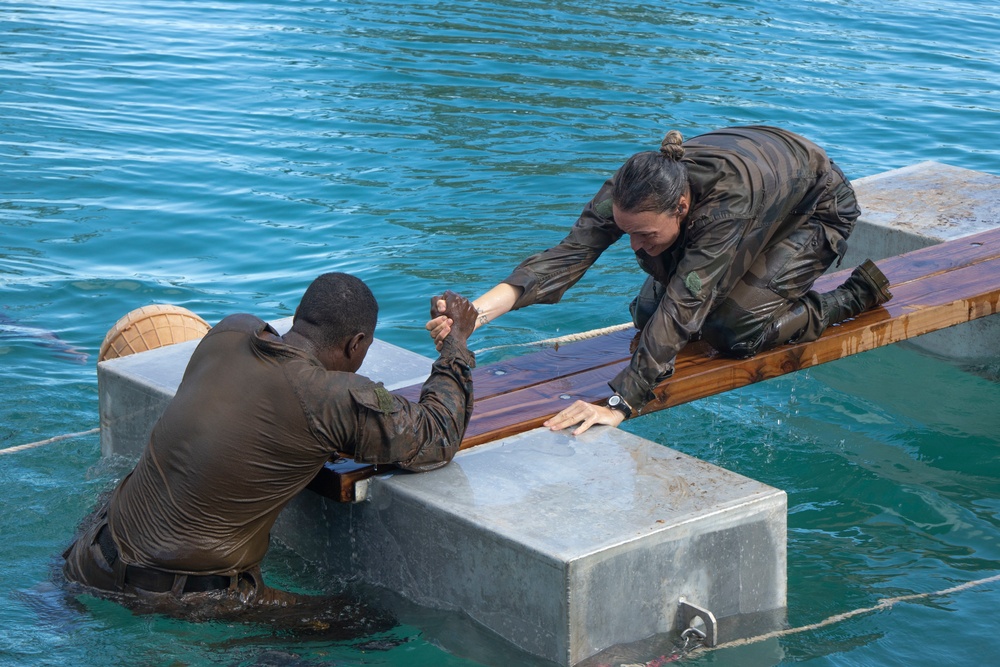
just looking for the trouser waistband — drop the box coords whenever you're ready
[97,523,235,594]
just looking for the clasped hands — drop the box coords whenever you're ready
[428,291,478,346]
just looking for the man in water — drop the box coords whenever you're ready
[428,126,892,434]
[63,273,478,628]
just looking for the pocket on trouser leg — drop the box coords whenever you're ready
[768,225,839,301]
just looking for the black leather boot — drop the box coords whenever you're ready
[819,259,893,325]
[758,259,893,353]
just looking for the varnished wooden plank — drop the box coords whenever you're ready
[459,226,1000,440]
[395,226,1000,405]
[318,227,1000,500]
[465,254,1000,444]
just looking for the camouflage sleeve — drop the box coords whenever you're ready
[348,335,476,472]
[502,178,624,311]
[610,215,750,410]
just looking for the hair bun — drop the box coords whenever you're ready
[659,130,685,160]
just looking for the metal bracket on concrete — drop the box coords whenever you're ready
[678,598,718,647]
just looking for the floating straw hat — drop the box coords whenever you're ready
[98,304,211,362]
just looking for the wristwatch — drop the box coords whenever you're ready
[606,394,632,419]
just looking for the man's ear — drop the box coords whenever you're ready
[344,332,367,359]
[677,192,690,219]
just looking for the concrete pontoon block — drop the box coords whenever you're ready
[98,312,789,664]
[97,317,432,457]
[844,161,1000,359]
[274,427,787,666]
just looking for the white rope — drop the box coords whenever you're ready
[707,572,1000,652]
[0,427,99,456]
[474,321,634,355]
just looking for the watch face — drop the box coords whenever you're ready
[609,395,621,406]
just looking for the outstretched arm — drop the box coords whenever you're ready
[426,178,623,351]
[347,291,479,472]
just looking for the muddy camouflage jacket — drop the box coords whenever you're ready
[107,314,475,575]
[502,126,838,411]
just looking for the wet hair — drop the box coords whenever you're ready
[612,129,690,214]
[294,272,378,348]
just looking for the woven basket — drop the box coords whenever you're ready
[98,304,211,362]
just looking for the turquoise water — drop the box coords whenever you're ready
[2,0,1000,664]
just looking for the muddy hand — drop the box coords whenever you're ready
[426,296,452,351]
[440,291,478,345]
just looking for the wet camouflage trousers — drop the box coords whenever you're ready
[62,510,394,635]
[631,166,861,358]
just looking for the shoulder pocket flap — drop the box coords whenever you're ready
[349,384,399,416]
